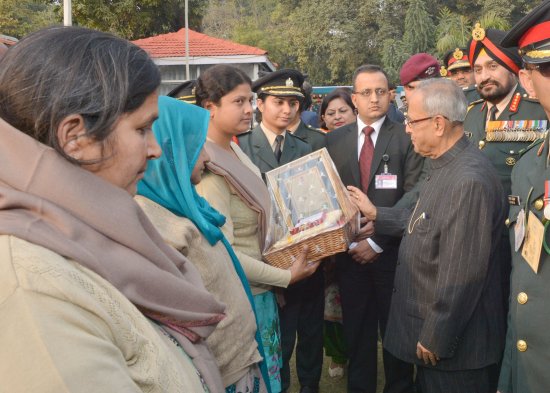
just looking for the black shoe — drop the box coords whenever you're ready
[299,387,319,393]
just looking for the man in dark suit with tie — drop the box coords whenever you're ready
[238,69,323,393]
[349,78,507,393]
[326,64,423,393]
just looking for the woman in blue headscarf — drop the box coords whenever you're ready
[136,96,269,393]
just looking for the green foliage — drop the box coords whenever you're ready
[0,0,543,85]
[0,0,57,39]
[382,38,410,85]
[435,7,471,55]
[403,0,435,55]
[476,10,510,31]
[70,0,206,40]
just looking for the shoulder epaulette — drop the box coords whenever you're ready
[519,136,545,157]
[306,124,326,135]
[288,132,307,143]
[520,93,541,103]
[467,98,484,112]
[469,98,485,106]
[236,130,252,138]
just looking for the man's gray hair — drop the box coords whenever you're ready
[416,78,468,122]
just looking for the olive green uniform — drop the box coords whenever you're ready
[464,86,548,322]
[498,135,550,393]
[237,125,312,178]
[464,86,548,197]
[292,120,327,152]
[463,85,481,104]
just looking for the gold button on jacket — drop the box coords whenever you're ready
[517,340,528,352]
[517,292,528,304]
[534,199,544,211]
[505,218,511,227]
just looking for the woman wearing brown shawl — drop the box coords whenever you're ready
[194,65,320,393]
[0,27,225,393]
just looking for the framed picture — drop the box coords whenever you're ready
[263,148,359,267]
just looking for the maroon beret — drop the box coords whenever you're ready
[399,53,440,85]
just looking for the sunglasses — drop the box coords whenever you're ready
[525,62,550,78]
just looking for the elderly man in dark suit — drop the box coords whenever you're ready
[349,78,507,393]
[326,64,423,393]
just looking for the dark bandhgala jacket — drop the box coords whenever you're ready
[377,135,507,370]
[326,117,424,271]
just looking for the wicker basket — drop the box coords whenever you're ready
[262,148,359,269]
[263,220,355,269]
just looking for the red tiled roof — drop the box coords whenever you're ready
[0,34,18,46]
[133,28,267,58]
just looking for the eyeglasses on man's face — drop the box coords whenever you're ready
[352,88,389,98]
[525,62,550,78]
[404,116,434,128]
[404,115,451,128]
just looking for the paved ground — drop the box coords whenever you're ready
[287,342,384,393]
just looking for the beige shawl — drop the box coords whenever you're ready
[204,140,271,251]
[0,118,226,392]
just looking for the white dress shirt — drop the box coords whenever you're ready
[260,122,287,152]
[356,116,386,254]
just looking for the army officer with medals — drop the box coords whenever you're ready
[464,25,548,197]
[464,25,548,316]
[499,3,550,392]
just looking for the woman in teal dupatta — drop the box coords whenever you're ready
[137,96,270,393]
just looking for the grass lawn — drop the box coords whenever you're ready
[287,341,385,393]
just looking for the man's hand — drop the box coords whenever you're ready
[348,239,379,264]
[416,341,440,366]
[347,185,377,220]
[355,217,375,241]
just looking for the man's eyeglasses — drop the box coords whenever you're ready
[404,116,434,127]
[525,62,550,78]
[353,88,389,98]
[404,115,451,128]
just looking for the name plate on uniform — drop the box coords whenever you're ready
[486,120,547,142]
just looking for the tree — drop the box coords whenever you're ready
[381,38,411,84]
[70,0,207,40]
[403,0,435,55]
[0,0,56,39]
[435,7,471,55]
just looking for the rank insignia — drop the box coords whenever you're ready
[472,23,486,41]
[506,157,516,166]
[453,48,464,60]
[508,195,521,205]
[285,78,294,87]
[509,92,521,113]
[440,66,448,77]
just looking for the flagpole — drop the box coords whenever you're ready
[184,0,190,80]
[64,0,72,26]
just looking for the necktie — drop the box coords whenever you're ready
[274,134,284,163]
[489,105,499,122]
[359,126,375,192]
